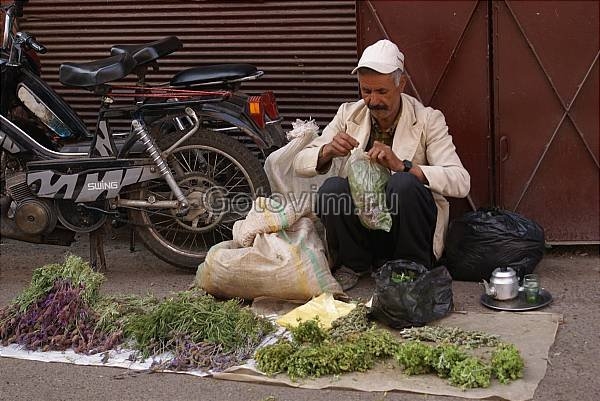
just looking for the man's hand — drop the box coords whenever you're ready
[367,141,402,171]
[317,132,359,171]
[367,141,428,184]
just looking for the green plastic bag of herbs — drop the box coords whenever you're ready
[347,151,392,232]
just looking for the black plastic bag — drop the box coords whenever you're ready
[444,208,545,282]
[369,260,453,329]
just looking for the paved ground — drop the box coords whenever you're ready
[0,231,598,401]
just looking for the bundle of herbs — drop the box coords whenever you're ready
[491,343,525,384]
[393,327,523,388]
[394,341,492,388]
[255,316,399,380]
[0,256,274,373]
[0,255,118,354]
[123,290,274,371]
[255,310,525,389]
[329,304,372,341]
[93,294,158,335]
[399,325,501,348]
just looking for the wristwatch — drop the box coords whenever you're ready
[402,159,413,172]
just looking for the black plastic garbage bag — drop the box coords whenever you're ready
[444,207,545,282]
[370,260,453,329]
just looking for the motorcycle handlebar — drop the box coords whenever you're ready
[14,32,46,54]
[26,35,47,54]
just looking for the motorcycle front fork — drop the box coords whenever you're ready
[129,107,200,217]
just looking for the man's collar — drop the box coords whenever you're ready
[400,94,418,126]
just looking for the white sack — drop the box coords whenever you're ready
[195,197,342,301]
[264,119,338,209]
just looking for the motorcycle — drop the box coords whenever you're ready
[0,0,286,270]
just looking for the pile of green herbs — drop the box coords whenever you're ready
[0,255,117,354]
[0,256,274,372]
[255,305,524,389]
[123,291,274,371]
[399,325,501,348]
[390,271,416,284]
[9,254,105,314]
[256,316,399,380]
[394,340,524,388]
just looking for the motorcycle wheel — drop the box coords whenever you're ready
[128,131,271,270]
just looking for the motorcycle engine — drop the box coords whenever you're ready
[5,172,57,235]
[4,172,107,234]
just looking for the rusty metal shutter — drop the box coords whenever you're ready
[18,0,357,131]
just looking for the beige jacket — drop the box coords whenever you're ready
[293,93,470,260]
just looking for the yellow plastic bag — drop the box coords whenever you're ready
[276,293,356,329]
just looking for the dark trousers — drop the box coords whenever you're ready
[315,173,437,272]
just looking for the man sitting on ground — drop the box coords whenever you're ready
[293,39,470,290]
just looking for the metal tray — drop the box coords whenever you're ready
[480,288,553,311]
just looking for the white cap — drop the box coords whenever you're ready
[351,39,405,74]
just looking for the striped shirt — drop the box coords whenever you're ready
[367,113,401,150]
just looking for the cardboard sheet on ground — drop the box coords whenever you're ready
[0,309,561,401]
[218,304,562,401]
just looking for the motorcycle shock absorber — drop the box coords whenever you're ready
[131,116,190,216]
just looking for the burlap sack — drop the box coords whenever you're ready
[195,197,342,301]
[263,119,339,208]
[232,197,307,247]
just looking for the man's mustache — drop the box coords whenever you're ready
[368,104,388,111]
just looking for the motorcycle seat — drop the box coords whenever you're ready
[170,64,261,87]
[59,53,136,88]
[110,36,183,67]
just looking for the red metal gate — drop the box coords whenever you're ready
[358,0,599,243]
[357,0,492,218]
[493,1,599,243]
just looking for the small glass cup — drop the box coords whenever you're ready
[523,274,540,304]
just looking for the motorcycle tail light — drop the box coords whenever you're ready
[248,95,265,128]
[261,91,280,120]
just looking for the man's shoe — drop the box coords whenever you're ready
[333,266,360,291]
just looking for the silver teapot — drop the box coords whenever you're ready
[481,267,519,300]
